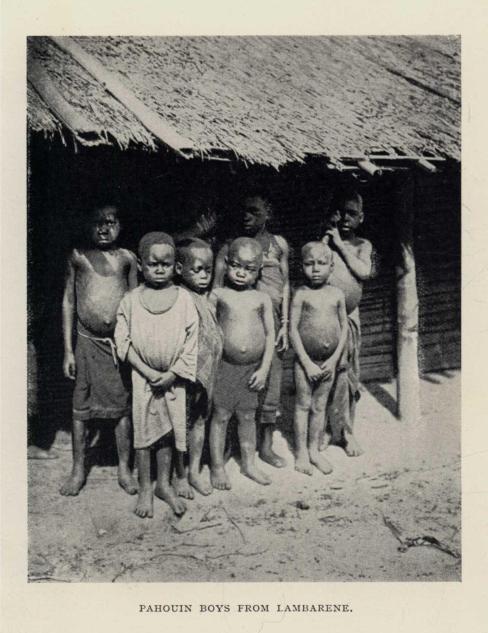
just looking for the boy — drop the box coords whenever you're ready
[115,232,198,518]
[214,196,289,468]
[174,238,223,497]
[209,237,275,489]
[60,205,138,496]
[290,242,348,475]
[321,191,373,456]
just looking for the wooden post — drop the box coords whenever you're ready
[394,173,421,422]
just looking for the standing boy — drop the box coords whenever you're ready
[175,238,224,497]
[289,242,347,475]
[61,205,138,496]
[209,237,275,489]
[321,191,373,456]
[214,196,289,468]
[115,232,198,518]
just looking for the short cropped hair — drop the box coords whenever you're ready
[301,241,332,259]
[175,237,212,265]
[228,237,263,263]
[138,231,175,260]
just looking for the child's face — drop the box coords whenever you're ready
[302,245,333,287]
[226,246,262,289]
[327,201,363,237]
[90,207,120,249]
[177,248,214,294]
[241,198,269,235]
[140,243,175,288]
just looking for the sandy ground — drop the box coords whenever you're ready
[28,370,460,583]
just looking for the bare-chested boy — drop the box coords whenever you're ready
[209,237,275,489]
[290,242,347,475]
[214,196,289,468]
[174,238,223,497]
[321,191,373,456]
[60,205,138,496]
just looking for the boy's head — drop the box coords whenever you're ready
[240,195,272,236]
[88,205,120,249]
[225,237,263,289]
[138,232,176,288]
[175,238,214,294]
[326,191,364,238]
[301,241,334,287]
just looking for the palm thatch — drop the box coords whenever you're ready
[27,35,460,167]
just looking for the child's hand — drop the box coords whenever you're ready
[150,370,176,392]
[305,362,324,383]
[63,351,76,380]
[249,368,267,392]
[325,227,344,249]
[276,326,289,353]
[320,359,336,381]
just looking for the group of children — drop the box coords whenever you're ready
[59,192,373,518]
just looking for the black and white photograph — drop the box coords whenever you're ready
[26,35,461,583]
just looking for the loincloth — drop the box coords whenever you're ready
[73,324,130,421]
[336,313,361,403]
[213,358,259,413]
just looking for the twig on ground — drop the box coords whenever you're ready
[171,522,223,534]
[220,504,247,543]
[206,547,268,561]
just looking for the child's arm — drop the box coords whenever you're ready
[320,290,348,380]
[326,229,373,280]
[62,252,76,380]
[212,244,228,289]
[126,250,138,290]
[114,296,162,383]
[168,292,198,384]
[275,235,290,352]
[289,290,323,383]
[249,293,277,391]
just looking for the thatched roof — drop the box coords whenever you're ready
[27,36,460,167]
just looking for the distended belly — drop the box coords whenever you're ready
[221,323,266,365]
[299,321,341,362]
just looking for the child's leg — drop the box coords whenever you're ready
[60,419,87,495]
[154,436,186,516]
[209,406,233,490]
[308,379,333,475]
[258,352,286,468]
[236,409,271,486]
[293,362,313,476]
[329,371,363,456]
[134,447,153,518]
[189,415,212,495]
[114,415,138,495]
[173,448,194,500]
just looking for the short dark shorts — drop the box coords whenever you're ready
[187,382,210,426]
[213,359,259,413]
[73,332,130,421]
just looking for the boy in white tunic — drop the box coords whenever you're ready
[115,232,198,518]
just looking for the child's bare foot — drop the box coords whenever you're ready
[241,464,271,486]
[155,483,186,516]
[259,447,286,468]
[309,449,333,475]
[28,446,57,460]
[211,466,232,491]
[134,487,154,518]
[189,471,213,496]
[319,431,332,452]
[344,432,364,457]
[118,467,138,495]
[59,467,86,496]
[173,475,194,500]
[295,452,313,476]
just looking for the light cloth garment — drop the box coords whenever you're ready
[115,286,198,450]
